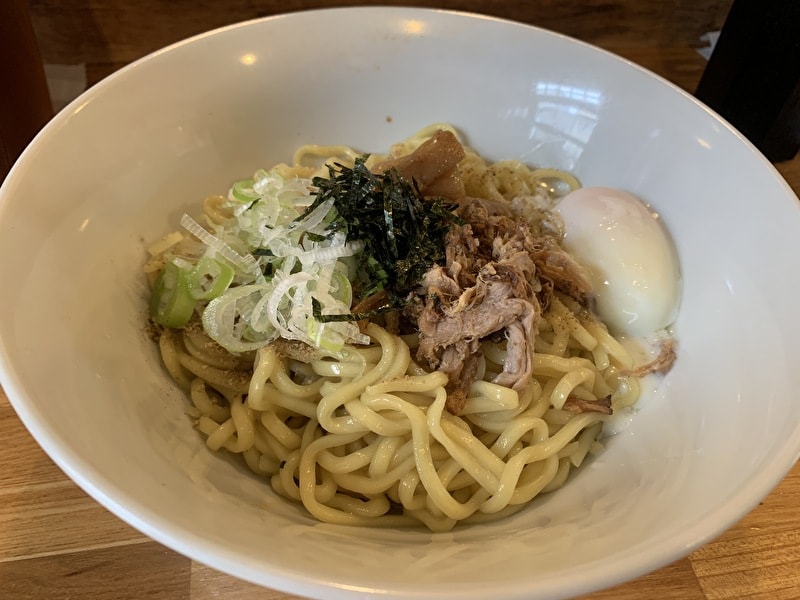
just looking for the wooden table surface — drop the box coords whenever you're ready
[3,1,800,598]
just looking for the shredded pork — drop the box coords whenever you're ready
[406,192,592,414]
[622,338,677,378]
[563,395,613,415]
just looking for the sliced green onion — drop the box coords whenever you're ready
[229,179,258,203]
[330,267,353,306]
[306,319,346,354]
[252,169,282,196]
[202,284,276,353]
[155,164,374,353]
[150,262,195,328]
[187,257,235,301]
[179,214,258,275]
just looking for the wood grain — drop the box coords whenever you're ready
[4,0,800,598]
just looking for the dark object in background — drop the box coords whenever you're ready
[695,0,800,162]
[0,0,53,182]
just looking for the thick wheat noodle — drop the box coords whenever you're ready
[161,307,633,531]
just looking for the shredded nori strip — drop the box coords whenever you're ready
[311,297,393,323]
[298,156,461,322]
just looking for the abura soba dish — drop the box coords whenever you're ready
[144,124,680,532]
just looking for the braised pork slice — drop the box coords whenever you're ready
[407,195,593,414]
[373,130,466,199]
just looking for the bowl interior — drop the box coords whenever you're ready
[2,8,800,600]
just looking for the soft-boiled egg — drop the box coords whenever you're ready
[554,186,681,337]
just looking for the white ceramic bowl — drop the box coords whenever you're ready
[2,7,800,599]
